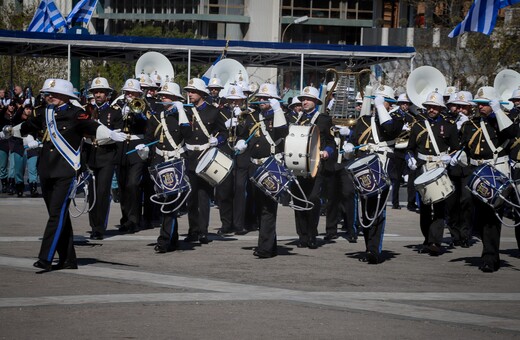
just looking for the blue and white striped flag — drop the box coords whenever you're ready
[66,0,98,27]
[27,0,66,33]
[201,54,224,85]
[449,0,520,38]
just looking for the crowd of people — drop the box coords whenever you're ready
[1,67,520,274]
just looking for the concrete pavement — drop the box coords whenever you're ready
[0,195,519,339]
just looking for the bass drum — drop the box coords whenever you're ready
[284,124,321,178]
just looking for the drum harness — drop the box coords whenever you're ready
[149,111,191,214]
[251,113,313,211]
[353,118,392,228]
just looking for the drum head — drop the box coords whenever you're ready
[347,153,378,171]
[195,148,217,174]
[415,167,445,185]
[308,125,321,177]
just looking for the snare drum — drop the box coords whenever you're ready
[284,124,321,178]
[250,156,295,203]
[346,154,390,198]
[414,167,454,205]
[195,147,234,187]
[466,164,514,208]
[149,158,190,197]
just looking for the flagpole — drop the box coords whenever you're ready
[67,44,71,81]
[188,49,191,81]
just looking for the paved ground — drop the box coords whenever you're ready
[0,193,519,339]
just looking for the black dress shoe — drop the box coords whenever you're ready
[480,262,494,273]
[56,260,78,270]
[365,251,379,264]
[217,228,232,235]
[460,239,470,248]
[392,204,401,209]
[253,251,275,258]
[427,243,442,255]
[184,234,199,243]
[308,240,318,249]
[345,235,357,243]
[90,231,104,240]
[199,235,209,244]
[33,260,52,272]
[296,241,308,248]
[234,229,248,235]
[324,233,338,241]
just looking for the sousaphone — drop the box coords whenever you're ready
[135,51,174,85]
[212,58,249,97]
[494,69,520,110]
[406,66,447,109]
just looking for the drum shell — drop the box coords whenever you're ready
[149,158,190,197]
[250,156,294,202]
[284,124,321,178]
[414,167,454,205]
[346,154,390,198]
[466,164,514,208]
[195,147,234,187]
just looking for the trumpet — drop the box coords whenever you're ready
[128,98,147,114]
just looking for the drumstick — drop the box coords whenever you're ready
[126,140,159,155]
[249,100,286,105]
[339,144,368,154]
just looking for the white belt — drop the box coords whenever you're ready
[417,152,446,162]
[470,155,509,166]
[155,147,186,158]
[251,153,282,165]
[185,143,210,151]
[513,162,520,169]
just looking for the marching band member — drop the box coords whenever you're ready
[207,77,224,108]
[390,93,414,210]
[137,82,192,253]
[492,89,520,252]
[505,89,520,250]
[444,91,475,248]
[11,78,126,271]
[234,83,288,258]
[405,91,459,255]
[183,78,227,244]
[452,87,511,272]
[291,86,335,248]
[115,79,150,234]
[285,97,302,123]
[343,85,404,264]
[84,77,123,240]
[215,84,250,235]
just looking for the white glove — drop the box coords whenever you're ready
[456,113,469,130]
[268,98,281,112]
[234,139,247,154]
[109,129,127,142]
[225,118,238,129]
[374,95,385,107]
[23,134,35,147]
[27,140,40,150]
[402,123,410,131]
[339,126,350,136]
[1,126,12,139]
[135,143,149,160]
[0,131,4,140]
[209,136,218,147]
[233,106,242,117]
[327,98,335,110]
[489,99,502,114]
[407,157,417,170]
[450,150,468,167]
[342,142,355,154]
[173,101,189,125]
[440,154,451,165]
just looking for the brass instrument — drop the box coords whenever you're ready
[128,98,147,114]
[325,65,371,127]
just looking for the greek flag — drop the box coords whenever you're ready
[27,0,66,33]
[449,0,520,38]
[201,54,224,85]
[66,0,98,27]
